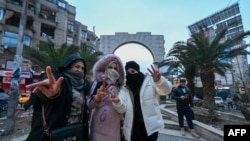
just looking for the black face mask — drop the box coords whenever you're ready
[126,72,144,89]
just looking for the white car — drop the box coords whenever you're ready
[214,96,224,107]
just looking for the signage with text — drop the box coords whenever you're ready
[0,70,32,78]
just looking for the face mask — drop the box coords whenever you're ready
[126,72,144,88]
[105,69,120,84]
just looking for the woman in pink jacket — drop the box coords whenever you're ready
[87,54,125,141]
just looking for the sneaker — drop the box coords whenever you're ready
[180,128,185,136]
[190,129,200,139]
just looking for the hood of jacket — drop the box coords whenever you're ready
[58,54,87,78]
[92,54,125,86]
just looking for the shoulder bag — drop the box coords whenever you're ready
[42,103,89,141]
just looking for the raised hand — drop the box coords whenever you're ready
[94,81,110,102]
[147,65,161,82]
[109,86,120,103]
[25,66,64,97]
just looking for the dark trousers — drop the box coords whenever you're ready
[131,121,158,141]
[176,105,194,129]
[227,102,233,110]
[30,111,41,130]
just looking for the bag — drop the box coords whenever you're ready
[50,123,83,141]
[42,104,89,141]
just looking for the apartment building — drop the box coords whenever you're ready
[0,0,99,92]
[188,3,249,93]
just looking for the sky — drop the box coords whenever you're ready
[67,0,250,73]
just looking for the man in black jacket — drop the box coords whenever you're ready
[172,78,199,139]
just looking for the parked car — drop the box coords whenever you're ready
[214,96,224,107]
[193,96,224,107]
[193,96,202,106]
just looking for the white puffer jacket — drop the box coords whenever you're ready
[112,75,172,141]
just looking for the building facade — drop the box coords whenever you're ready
[0,0,99,92]
[188,3,249,94]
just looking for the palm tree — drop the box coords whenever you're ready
[78,43,103,75]
[189,25,250,109]
[168,22,250,111]
[164,41,197,96]
[164,23,250,120]
[23,41,79,71]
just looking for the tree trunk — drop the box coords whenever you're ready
[240,104,250,121]
[187,78,195,98]
[1,0,28,136]
[200,65,216,109]
[199,65,219,121]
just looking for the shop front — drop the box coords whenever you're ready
[0,70,32,93]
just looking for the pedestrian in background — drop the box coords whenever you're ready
[233,93,241,110]
[172,78,200,139]
[87,54,125,141]
[25,54,90,141]
[111,61,172,141]
[226,95,233,111]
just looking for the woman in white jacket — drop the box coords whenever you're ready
[110,61,172,141]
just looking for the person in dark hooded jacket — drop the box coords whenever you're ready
[25,54,90,141]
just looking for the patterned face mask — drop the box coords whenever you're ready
[104,69,120,84]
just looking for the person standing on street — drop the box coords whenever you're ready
[172,78,200,139]
[226,95,233,111]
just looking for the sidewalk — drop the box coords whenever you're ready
[158,128,207,141]
[6,100,247,141]
[160,100,208,141]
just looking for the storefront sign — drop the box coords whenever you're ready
[21,72,32,78]
[0,70,31,78]
[0,70,12,77]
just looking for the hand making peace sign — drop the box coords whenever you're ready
[147,65,161,82]
[109,85,120,103]
[26,66,64,97]
[94,81,111,102]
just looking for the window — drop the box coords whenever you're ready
[67,21,74,32]
[3,32,31,48]
[47,0,58,4]
[40,23,55,39]
[66,36,73,45]
[81,31,87,39]
[58,1,66,9]
[10,0,22,5]
[3,32,18,48]
[28,2,35,11]
[23,35,31,46]
[40,6,56,21]
[0,8,4,20]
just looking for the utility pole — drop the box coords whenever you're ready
[1,0,28,135]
